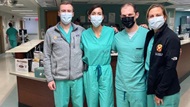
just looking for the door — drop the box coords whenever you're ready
[46,11,58,30]
[20,20,23,29]
[0,16,5,54]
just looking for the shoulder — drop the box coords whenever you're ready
[103,26,114,32]
[164,27,179,41]
[72,23,85,32]
[6,28,10,31]
[76,25,85,31]
[46,26,56,33]
[115,29,125,38]
[82,27,91,35]
[139,26,149,33]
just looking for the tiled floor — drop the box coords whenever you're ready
[0,54,17,106]
[0,53,189,107]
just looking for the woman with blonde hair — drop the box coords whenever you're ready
[144,4,180,107]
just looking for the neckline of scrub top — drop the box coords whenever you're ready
[123,26,140,41]
[58,24,73,44]
[90,26,105,40]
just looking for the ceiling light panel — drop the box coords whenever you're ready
[35,0,56,7]
[20,13,37,14]
[12,9,33,11]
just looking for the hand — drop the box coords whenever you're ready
[112,26,119,33]
[180,48,182,56]
[6,36,8,43]
[140,24,149,29]
[154,96,164,106]
[48,81,56,90]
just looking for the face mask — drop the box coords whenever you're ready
[121,17,135,28]
[90,15,103,28]
[60,12,72,25]
[148,16,165,30]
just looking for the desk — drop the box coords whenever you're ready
[177,38,190,82]
[6,40,54,107]
[10,72,54,107]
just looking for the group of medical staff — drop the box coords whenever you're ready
[43,1,181,107]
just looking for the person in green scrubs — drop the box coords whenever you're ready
[6,23,18,48]
[112,3,148,107]
[44,1,85,107]
[145,4,180,107]
[81,5,114,107]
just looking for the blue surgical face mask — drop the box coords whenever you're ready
[60,12,72,25]
[148,16,165,30]
[90,15,103,28]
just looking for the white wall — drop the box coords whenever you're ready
[24,18,39,35]
[0,11,21,50]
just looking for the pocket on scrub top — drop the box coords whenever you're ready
[133,48,143,63]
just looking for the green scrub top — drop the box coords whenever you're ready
[6,27,18,40]
[81,26,114,66]
[58,24,73,44]
[145,36,154,71]
[112,26,148,91]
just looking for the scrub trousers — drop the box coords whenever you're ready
[9,40,17,48]
[54,77,83,107]
[147,92,180,107]
[83,65,114,107]
[116,88,147,107]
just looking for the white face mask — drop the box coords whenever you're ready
[90,15,103,28]
[60,12,72,25]
[148,16,165,30]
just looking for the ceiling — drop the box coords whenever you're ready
[0,0,39,18]
[0,0,190,18]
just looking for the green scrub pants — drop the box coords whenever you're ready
[54,77,83,107]
[147,92,180,107]
[83,65,114,107]
[9,40,17,48]
[116,88,147,107]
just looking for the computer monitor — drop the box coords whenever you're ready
[19,29,27,35]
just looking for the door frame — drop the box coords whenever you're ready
[0,16,5,54]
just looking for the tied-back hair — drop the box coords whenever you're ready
[146,4,168,19]
[87,4,104,16]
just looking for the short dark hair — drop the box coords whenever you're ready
[8,23,12,27]
[59,1,74,11]
[87,4,104,16]
[121,3,138,13]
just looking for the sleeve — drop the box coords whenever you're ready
[155,36,181,99]
[111,35,117,52]
[80,32,84,50]
[6,29,8,35]
[43,31,53,82]
[16,29,18,33]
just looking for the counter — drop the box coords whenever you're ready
[5,40,55,107]
[6,40,43,58]
[6,40,43,53]
[177,38,190,82]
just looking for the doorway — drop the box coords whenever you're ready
[0,16,5,54]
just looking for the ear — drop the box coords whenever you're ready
[135,12,139,19]
[164,16,167,21]
[58,11,60,17]
[72,12,74,17]
[88,15,91,21]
